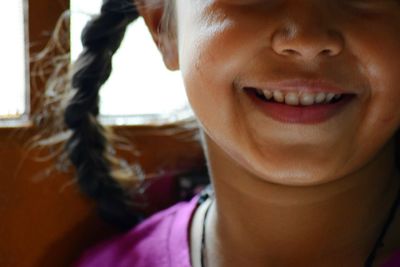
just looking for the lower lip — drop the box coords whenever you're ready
[246,91,355,124]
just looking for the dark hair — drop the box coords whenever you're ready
[64,0,142,230]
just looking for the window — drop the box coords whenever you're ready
[1,3,205,267]
[0,0,28,124]
[70,0,192,125]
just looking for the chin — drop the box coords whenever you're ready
[242,153,343,187]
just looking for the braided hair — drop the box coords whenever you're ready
[64,0,141,230]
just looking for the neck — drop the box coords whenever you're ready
[203,135,400,267]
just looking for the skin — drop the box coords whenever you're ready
[137,0,400,265]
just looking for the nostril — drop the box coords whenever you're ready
[271,27,344,59]
[282,49,299,56]
[321,49,333,56]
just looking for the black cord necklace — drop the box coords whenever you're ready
[364,184,400,267]
[198,185,400,267]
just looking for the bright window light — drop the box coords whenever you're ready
[0,1,27,120]
[71,0,191,125]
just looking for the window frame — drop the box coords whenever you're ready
[0,2,204,266]
[0,0,68,131]
[0,0,31,128]
[1,0,195,130]
[0,0,204,171]
[0,0,205,266]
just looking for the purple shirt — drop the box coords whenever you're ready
[73,196,198,267]
[74,196,400,267]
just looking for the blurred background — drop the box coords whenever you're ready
[0,1,206,266]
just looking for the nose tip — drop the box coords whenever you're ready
[271,26,344,60]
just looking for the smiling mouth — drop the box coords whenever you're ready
[243,87,349,106]
[243,87,356,124]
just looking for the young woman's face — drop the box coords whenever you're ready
[174,0,400,185]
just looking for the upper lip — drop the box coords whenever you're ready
[239,79,357,95]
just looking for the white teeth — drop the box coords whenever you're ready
[300,92,315,106]
[262,89,273,100]
[255,88,343,106]
[315,92,326,104]
[285,92,299,106]
[273,90,285,103]
[326,93,336,103]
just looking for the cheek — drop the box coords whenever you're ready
[345,19,400,137]
[359,44,400,132]
[181,58,238,142]
[178,23,245,133]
